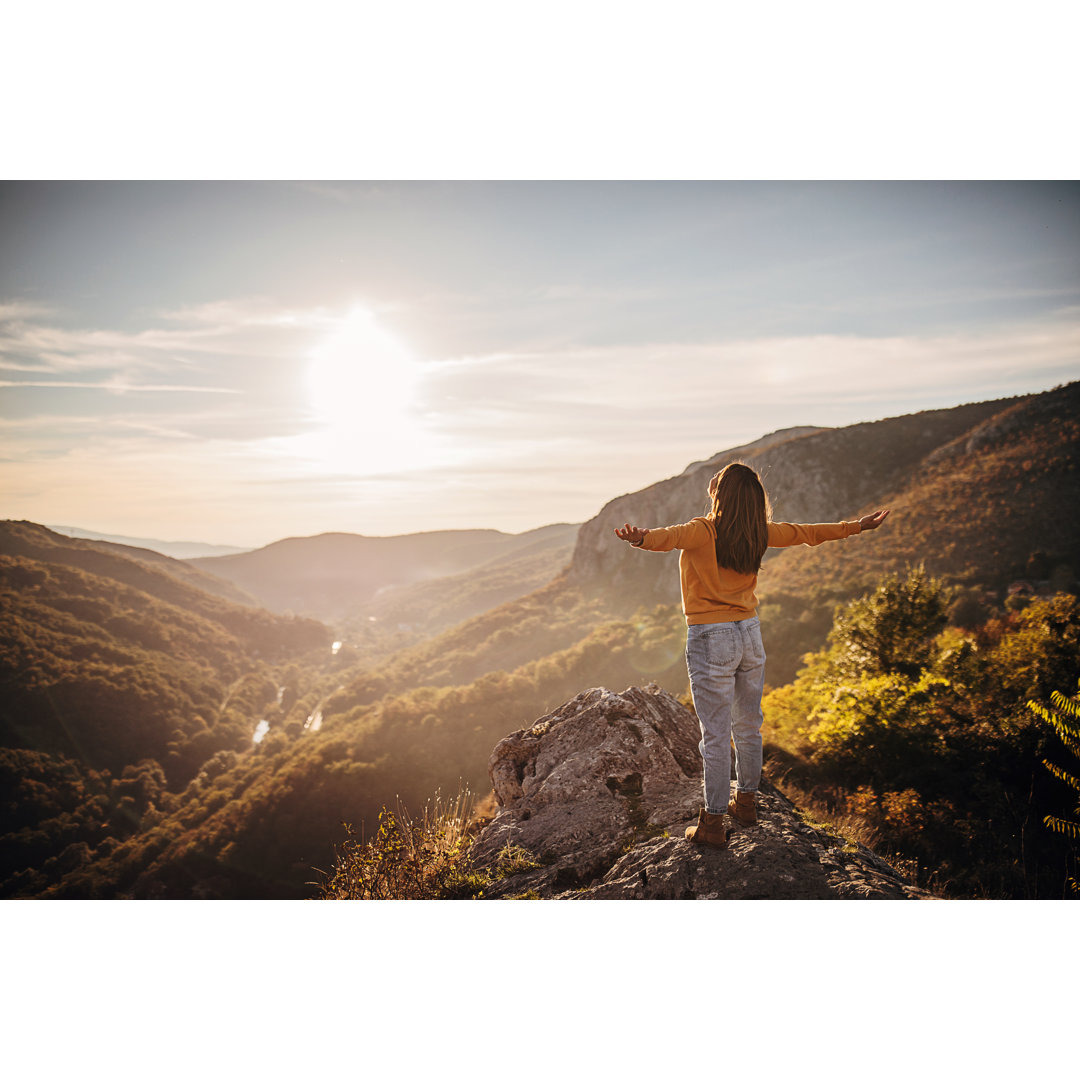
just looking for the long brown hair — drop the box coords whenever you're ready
[708,462,770,574]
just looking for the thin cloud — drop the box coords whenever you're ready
[0,300,333,388]
[422,318,1080,435]
[0,379,241,393]
[153,297,338,331]
[0,301,56,321]
[288,182,398,205]
[411,317,1080,500]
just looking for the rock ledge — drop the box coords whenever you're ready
[468,684,933,900]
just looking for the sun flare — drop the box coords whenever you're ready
[307,307,418,425]
[302,306,434,472]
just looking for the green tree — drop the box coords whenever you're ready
[826,564,948,680]
[805,670,951,794]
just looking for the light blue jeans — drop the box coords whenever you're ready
[685,616,766,815]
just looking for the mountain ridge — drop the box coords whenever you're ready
[568,393,1026,604]
[189,523,581,623]
[47,525,251,560]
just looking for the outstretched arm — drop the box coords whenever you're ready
[616,518,714,551]
[614,523,649,547]
[768,509,891,548]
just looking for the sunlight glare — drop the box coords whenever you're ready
[308,307,417,425]
[304,307,434,472]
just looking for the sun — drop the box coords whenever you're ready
[307,307,418,427]
[303,306,433,470]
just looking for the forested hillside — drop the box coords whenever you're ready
[0,523,333,897]
[4,383,1078,899]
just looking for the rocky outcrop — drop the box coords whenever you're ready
[468,684,933,900]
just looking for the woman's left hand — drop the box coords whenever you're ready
[858,509,890,531]
[614,523,649,546]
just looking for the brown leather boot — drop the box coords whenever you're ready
[728,790,757,825]
[685,808,728,848]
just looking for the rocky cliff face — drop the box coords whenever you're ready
[467,684,932,900]
[565,397,1012,611]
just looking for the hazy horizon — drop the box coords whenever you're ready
[3,181,1078,547]
[26,381,1067,553]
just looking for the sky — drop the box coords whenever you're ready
[2,180,1078,547]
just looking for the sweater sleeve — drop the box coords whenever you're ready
[639,517,713,552]
[767,520,862,548]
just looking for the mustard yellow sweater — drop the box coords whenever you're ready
[640,515,863,625]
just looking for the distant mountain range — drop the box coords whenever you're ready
[189,523,580,624]
[47,526,251,560]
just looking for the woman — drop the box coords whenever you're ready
[614,462,888,849]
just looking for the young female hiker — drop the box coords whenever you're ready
[614,462,889,849]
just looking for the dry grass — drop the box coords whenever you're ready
[314,786,486,900]
[770,771,955,897]
[313,786,540,900]
[769,769,881,848]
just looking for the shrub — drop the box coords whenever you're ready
[826,564,948,679]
